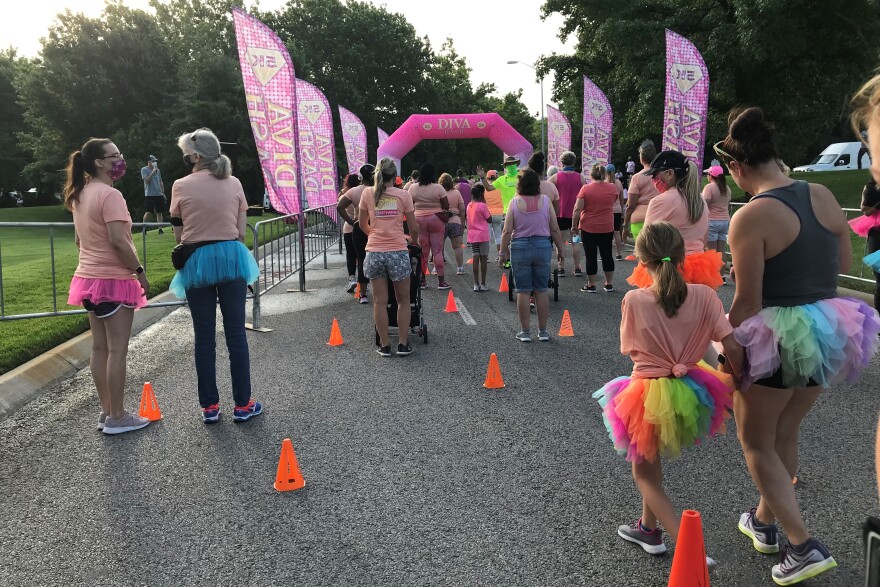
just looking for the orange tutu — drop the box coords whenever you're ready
[627,250,724,289]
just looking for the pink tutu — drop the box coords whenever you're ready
[848,214,880,237]
[68,276,147,309]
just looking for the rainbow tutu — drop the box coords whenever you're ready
[864,249,880,272]
[735,297,880,390]
[848,214,880,238]
[68,276,147,309]
[627,250,724,289]
[592,363,734,463]
[170,241,260,299]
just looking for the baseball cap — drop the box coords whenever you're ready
[605,164,616,173]
[708,165,724,177]
[644,150,688,177]
[147,155,158,162]
[486,170,498,179]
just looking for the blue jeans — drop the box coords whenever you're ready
[510,236,552,293]
[186,279,252,408]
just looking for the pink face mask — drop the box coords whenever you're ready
[108,159,127,181]
[652,176,668,193]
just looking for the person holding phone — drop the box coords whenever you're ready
[141,155,166,233]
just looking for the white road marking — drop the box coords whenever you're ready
[456,297,477,326]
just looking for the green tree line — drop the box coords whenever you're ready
[0,0,539,211]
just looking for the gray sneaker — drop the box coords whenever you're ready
[103,411,151,435]
[98,411,108,431]
[771,539,837,585]
[538,330,550,341]
[617,519,667,554]
[515,331,532,342]
[738,508,779,554]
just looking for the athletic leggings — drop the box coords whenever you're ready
[869,228,880,312]
[352,222,369,285]
[417,214,446,276]
[343,231,357,277]
[581,231,615,276]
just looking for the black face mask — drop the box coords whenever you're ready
[183,154,196,172]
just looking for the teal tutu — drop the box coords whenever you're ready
[170,241,260,299]
[864,249,880,272]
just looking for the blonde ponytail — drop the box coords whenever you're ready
[635,221,688,317]
[372,157,397,205]
[674,160,704,224]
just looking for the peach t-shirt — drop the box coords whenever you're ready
[627,170,659,224]
[540,179,559,207]
[359,186,414,252]
[445,188,465,225]
[485,190,504,216]
[408,183,447,217]
[170,170,247,243]
[701,182,731,221]
[620,284,733,378]
[72,182,137,280]
[645,188,709,254]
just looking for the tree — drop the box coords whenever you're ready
[0,49,32,205]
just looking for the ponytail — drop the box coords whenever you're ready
[676,161,704,224]
[63,138,112,210]
[373,157,397,205]
[635,221,688,317]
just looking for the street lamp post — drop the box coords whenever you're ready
[507,60,545,157]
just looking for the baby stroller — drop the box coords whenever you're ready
[375,243,428,345]
[508,267,559,302]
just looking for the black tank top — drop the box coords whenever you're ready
[751,181,838,308]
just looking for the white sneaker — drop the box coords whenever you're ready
[456,267,465,275]
[516,331,532,342]
[473,284,480,292]
[479,284,489,292]
[103,411,151,435]
[346,280,357,293]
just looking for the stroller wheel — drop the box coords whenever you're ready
[422,324,428,344]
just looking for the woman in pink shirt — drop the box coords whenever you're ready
[336,173,361,293]
[623,140,660,240]
[359,158,420,357]
[593,221,742,565]
[170,128,261,424]
[571,164,620,292]
[627,150,722,289]
[549,151,585,277]
[65,138,150,435]
[408,163,450,289]
[702,165,731,280]
[439,173,467,275]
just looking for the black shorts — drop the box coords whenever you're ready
[613,213,623,231]
[144,196,166,213]
[752,368,819,389]
[83,299,134,319]
[557,217,573,231]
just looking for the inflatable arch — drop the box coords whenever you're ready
[376,113,533,173]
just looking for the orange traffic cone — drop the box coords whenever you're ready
[558,310,574,337]
[445,290,458,313]
[466,258,474,265]
[353,283,360,299]
[483,353,505,389]
[667,510,710,587]
[424,264,430,275]
[625,254,636,261]
[327,318,344,346]
[138,382,162,421]
[498,273,509,293]
[274,438,305,491]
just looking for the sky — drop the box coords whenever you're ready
[3,0,577,119]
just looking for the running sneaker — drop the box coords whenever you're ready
[516,331,532,342]
[358,295,369,304]
[376,345,392,357]
[420,279,428,290]
[346,280,357,293]
[615,255,623,261]
[97,411,107,431]
[581,284,597,293]
[738,509,779,554]
[103,411,151,435]
[617,519,667,554]
[473,284,481,292]
[233,400,262,422]
[503,260,511,269]
[529,297,536,309]
[604,283,614,292]
[557,268,566,277]
[538,330,550,341]
[479,284,489,292]
[202,404,221,424]
[574,267,584,277]
[456,267,465,275]
[771,539,837,585]
[438,281,451,290]
[722,275,728,285]
[396,342,413,356]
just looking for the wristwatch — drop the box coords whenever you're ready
[134,265,144,275]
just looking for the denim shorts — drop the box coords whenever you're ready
[510,236,552,293]
[364,250,411,281]
[707,220,730,242]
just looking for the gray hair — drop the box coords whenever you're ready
[638,139,657,165]
[560,151,576,166]
[177,128,231,179]
[547,165,559,177]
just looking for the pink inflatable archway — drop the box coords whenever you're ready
[376,113,533,172]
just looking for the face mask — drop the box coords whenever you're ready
[183,154,196,172]
[108,159,127,181]
[505,164,517,177]
[652,176,669,193]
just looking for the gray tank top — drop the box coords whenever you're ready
[751,181,838,307]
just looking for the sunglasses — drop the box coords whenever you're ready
[713,141,734,163]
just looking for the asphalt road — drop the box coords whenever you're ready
[0,245,876,586]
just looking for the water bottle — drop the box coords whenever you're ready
[572,233,581,244]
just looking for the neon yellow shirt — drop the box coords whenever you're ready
[492,174,518,213]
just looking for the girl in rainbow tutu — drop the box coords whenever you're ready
[593,221,743,565]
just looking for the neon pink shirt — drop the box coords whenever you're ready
[620,284,733,378]
[701,182,731,221]
[359,186,414,252]
[72,182,137,280]
[466,201,491,243]
[170,170,247,244]
[554,170,582,219]
[409,183,447,217]
[627,170,659,224]
[576,181,619,233]
[445,188,465,225]
[645,188,709,254]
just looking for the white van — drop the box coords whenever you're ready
[793,142,870,172]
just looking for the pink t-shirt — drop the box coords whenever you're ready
[409,183,447,217]
[554,170,582,219]
[645,189,709,254]
[702,182,731,221]
[466,201,491,243]
[609,179,624,213]
[540,179,559,207]
[445,188,466,225]
[72,182,137,280]
[170,170,247,243]
[342,184,367,233]
[576,181,619,233]
[627,170,659,224]
[620,284,733,379]
[359,186,414,252]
